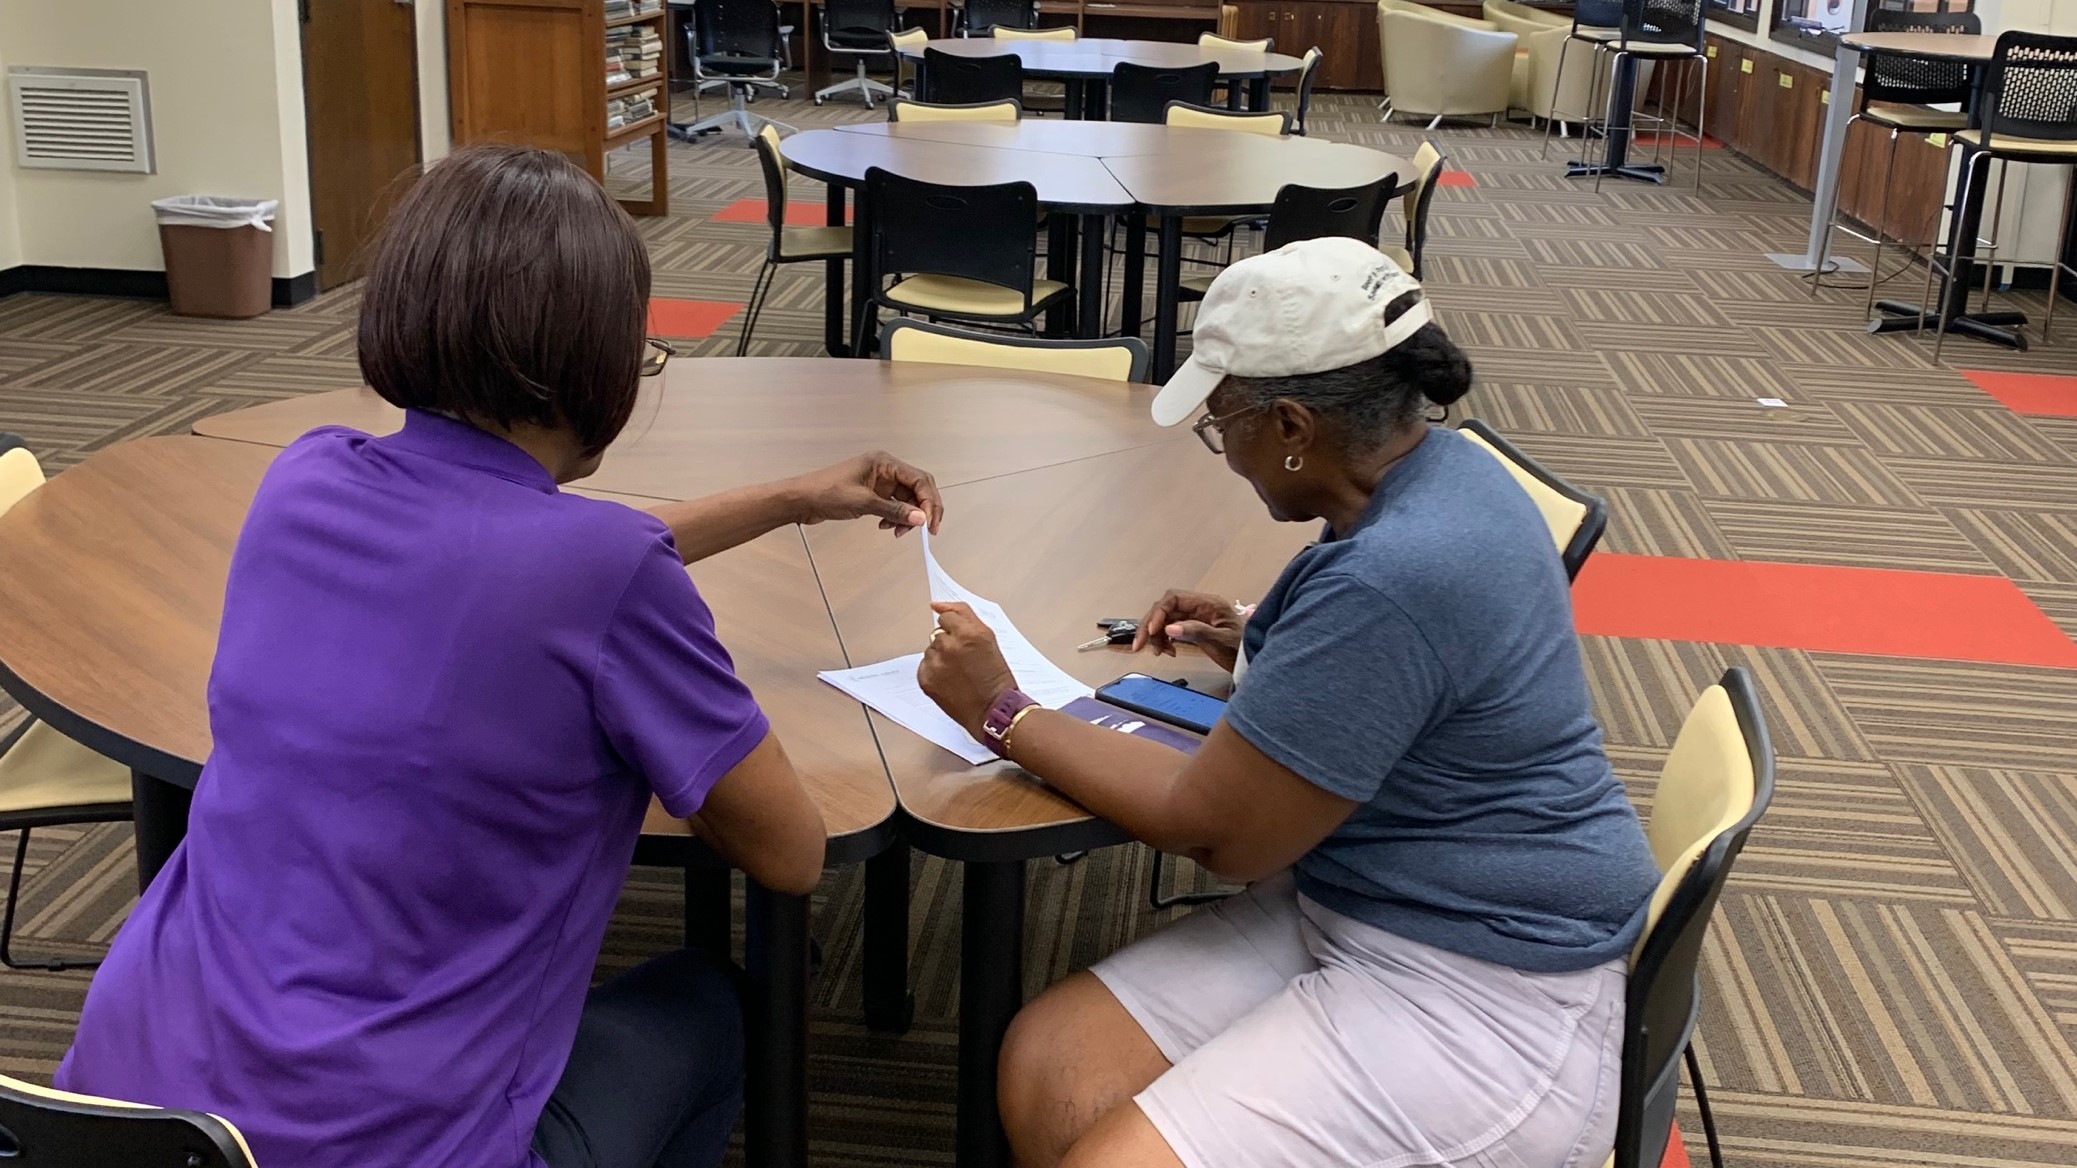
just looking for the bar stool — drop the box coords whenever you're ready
[1810,9,1979,308]
[1928,30,2077,360]
[1542,0,1709,190]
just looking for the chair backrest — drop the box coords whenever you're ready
[864,167,1040,305]
[751,124,792,244]
[964,0,1037,34]
[892,25,930,51]
[825,0,896,37]
[922,46,1026,104]
[1163,101,1290,134]
[1981,30,2077,146]
[994,24,1074,40]
[1614,668,1774,1168]
[1199,32,1273,51]
[882,318,1150,381]
[1399,138,1446,278]
[1623,0,1705,51]
[1262,177,1396,251]
[694,0,783,62]
[1293,46,1323,134]
[891,97,1023,122]
[0,439,43,517]
[0,1074,259,1168]
[1861,8,1979,109]
[1455,420,1606,580]
[1109,60,1221,123]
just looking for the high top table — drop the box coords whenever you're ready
[900,36,1304,118]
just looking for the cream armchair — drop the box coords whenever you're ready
[1376,4,1518,127]
[1482,0,1653,129]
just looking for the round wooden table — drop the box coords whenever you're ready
[901,36,1305,117]
[783,123,1409,378]
[1,359,1316,1168]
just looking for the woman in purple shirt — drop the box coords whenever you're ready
[56,145,943,1168]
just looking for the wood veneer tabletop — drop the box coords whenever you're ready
[900,36,1303,77]
[191,358,1178,498]
[804,438,1315,853]
[1842,31,2000,62]
[781,130,1134,211]
[0,435,895,842]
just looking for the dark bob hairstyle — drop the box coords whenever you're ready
[357,144,652,455]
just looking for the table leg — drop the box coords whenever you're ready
[744,881,811,1168]
[1045,214,1073,337]
[131,771,191,894]
[863,846,914,1034]
[1151,216,1184,382]
[1079,212,1107,340]
[685,865,732,962]
[1566,53,1664,185]
[1870,145,2030,349]
[1121,213,1147,337]
[956,860,1025,1168]
[824,185,850,358]
[850,196,877,358]
[1246,76,1269,112]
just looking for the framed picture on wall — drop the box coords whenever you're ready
[1772,0,1972,51]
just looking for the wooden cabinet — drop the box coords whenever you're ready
[1229,0,1379,90]
[447,0,669,216]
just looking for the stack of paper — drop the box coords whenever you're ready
[819,531,1091,765]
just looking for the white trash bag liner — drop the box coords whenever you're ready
[151,196,279,232]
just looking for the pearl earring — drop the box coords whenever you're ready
[1284,455,1304,472]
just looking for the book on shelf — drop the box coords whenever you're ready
[605,0,634,17]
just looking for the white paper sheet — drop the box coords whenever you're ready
[816,530,1094,765]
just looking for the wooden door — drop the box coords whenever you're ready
[1229,0,1283,43]
[303,0,424,291]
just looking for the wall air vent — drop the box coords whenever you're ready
[9,66,155,175]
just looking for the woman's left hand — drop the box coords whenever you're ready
[918,602,1019,739]
[789,451,944,535]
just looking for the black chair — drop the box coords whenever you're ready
[1108,60,1220,124]
[814,0,899,108]
[860,167,1071,348]
[677,0,791,141]
[1810,9,1980,306]
[960,0,1037,35]
[1262,178,1396,251]
[1386,139,1446,279]
[1292,46,1323,135]
[919,46,1026,105]
[0,1072,258,1167]
[1928,30,2077,359]
[738,126,855,355]
[1541,0,1710,190]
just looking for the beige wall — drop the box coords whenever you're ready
[0,22,20,271]
[0,0,313,279]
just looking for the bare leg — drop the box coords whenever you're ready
[1000,972,1172,1168]
[1060,1102,1189,1168]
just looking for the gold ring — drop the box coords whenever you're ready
[930,627,947,642]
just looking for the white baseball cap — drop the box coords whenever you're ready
[1150,237,1434,428]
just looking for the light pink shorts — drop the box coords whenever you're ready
[1091,871,1626,1168]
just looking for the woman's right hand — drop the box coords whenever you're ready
[1131,590,1246,673]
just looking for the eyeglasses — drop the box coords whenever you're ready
[1191,402,1265,454]
[639,337,675,378]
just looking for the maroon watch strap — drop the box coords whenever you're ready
[980,689,1039,757]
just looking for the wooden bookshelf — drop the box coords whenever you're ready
[447,0,670,216]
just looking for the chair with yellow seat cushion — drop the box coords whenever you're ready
[0,438,132,974]
[1455,420,1606,580]
[992,24,1074,40]
[0,1072,258,1167]
[1156,102,1291,279]
[860,168,1071,349]
[881,318,1149,381]
[738,126,855,356]
[1381,138,1445,279]
[1926,30,2077,359]
[1608,667,1773,1168]
[891,26,929,98]
[889,97,1023,123]
[1199,31,1272,108]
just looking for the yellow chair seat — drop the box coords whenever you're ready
[884,274,1068,316]
[1381,243,1415,273]
[1865,103,1969,131]
[776,224,855,260]
[0,721,131,817]
[1180,273,1216,297]
[1181,215,1249,236]
[1955,128,2077,158]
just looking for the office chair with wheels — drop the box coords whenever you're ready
[815,0,899,108]
[859,168,1071,349]
[881,318,1149,381]
[0,438,132,973]
[0,1074,259,1168]
[919,46,1026,104]
[1108,60,1220,123]
[676,0,792,142]
[960,0,1037,35]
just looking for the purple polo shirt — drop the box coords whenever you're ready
[57,411,770,1168]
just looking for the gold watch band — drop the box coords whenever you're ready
[999,704,1041,756]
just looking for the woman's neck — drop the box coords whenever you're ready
[1318,424,1429,538]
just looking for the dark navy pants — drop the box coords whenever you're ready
[533,948,745,1168]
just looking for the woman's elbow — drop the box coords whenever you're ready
[763,814,828,895]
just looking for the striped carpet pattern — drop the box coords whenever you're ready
[4,88,2077,1168]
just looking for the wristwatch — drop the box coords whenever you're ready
[980,689,1040,758]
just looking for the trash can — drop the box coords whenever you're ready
[151,196,280,319]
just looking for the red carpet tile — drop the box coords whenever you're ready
[711,197,849,227]
[1961,368,2077,417]
[1573,554,2077,669]
[1438,170,1477,187]
[1661,1127,1693,1168]
[648,298,741,339]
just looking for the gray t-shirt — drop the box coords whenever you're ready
[1226,426,1657,973]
